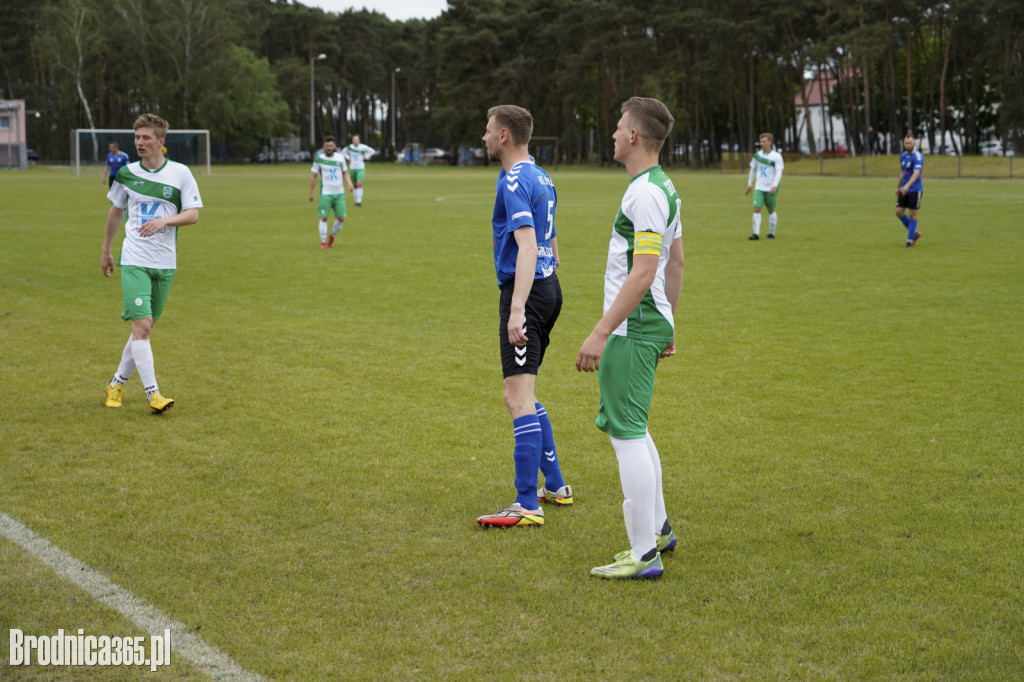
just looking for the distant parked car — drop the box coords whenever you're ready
[979,141,1004,156]
[27,149,38,161]
[424,147,453,164]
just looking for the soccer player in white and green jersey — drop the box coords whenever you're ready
[309,135,354,248]
[576,97,684,579]
[745,132,784,239]
[341,134,376,206]
[101,113,203,414]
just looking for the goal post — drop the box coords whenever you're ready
[72,128,211,175]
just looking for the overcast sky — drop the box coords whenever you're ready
[301,0,449,21]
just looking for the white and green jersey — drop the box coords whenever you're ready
[311,151,349,194]
[604,165,682,342]
[748,148,784,191]
[342,143,376,170]
[107,159,202,270]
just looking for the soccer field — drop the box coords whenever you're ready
[2,164,1022,679]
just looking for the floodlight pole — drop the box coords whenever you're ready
[310,53,327,150]
[391,67,401,155]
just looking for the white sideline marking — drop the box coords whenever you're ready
[1,511,262,681]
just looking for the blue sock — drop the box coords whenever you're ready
[899,214,911,229]
[535,402,566,491]
[512,414,542,508]
[908,219,918,240]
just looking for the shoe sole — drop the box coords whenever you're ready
[149,401,174,414]
[476,517,543,528]
[591,566,664,579]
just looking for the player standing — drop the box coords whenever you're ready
[576,97,684,578]
[103,141,130,189]
[341,134,376,207]
[745,133,784,240]
[309,135,354,249]
[476,104,573,528]
[101,114,203,413]
[895,133,923,247]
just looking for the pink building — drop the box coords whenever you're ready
[0,100,30,169]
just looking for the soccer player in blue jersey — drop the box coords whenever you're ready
[895,133,923,247]
[576,97,684,578]
[103,141,130,189]
[476,105,573,528]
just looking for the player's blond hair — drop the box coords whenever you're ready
[621,97,674,152]
[760,132,774,143]
[133,113,168,139]
[487,105,533,146]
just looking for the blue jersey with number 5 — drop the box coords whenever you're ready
[492,160,557,286]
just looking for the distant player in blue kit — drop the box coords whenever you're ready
[103,141,130,188]
[896,133,923,247]
[476,104,573,528]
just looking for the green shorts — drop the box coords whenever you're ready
[318,193,347,219]
[349,168,365,183]
[596,334,670,440]
[121,264,175,322]
[752,188,778,212]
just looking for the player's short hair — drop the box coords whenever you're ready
[133,113,168,139]
[621,97,674,152]
[323,135,336,144]
[487,105,533,146]
[760,132,774,143]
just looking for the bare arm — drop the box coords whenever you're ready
[659,237,685,359]
[138,207,199,238]
[102,204,125,277]
[309,172,319,201]
[508,227,538,347]
[550,236,560,269]
[575,253,659,372]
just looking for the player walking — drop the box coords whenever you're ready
[745,133,784,240]
[309,135,354,249]
[103,141,130,189]
[895,133,924,247]
[477,104,573,528]
[101,114,203,413]
[576,97,684,578]
[341,134,376,206]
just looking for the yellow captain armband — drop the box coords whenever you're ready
[634,231,663,256]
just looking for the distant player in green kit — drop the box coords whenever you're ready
[309,135,354,249]
[101,113,203,414]
[745,132,784,240]
[341,134,376,206]
[576,97,684,579]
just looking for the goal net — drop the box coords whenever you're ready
[72,128,211,175]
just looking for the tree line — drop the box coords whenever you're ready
[2,0,1021,165]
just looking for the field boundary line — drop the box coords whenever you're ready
[1,510,263,681]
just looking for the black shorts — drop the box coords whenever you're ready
[896,191,922,210]
[498,274,562,377]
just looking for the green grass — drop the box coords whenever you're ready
[2,163,1022,679]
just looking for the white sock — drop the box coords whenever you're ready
[331,219,344,237]
[645,430,669,532]
[752,213,762,236]
[318,219,328,243]
[111,334,135,385]
[769,213,778,235]
[611,436,657,560]
[130,339,158,399]
[354,188,363,204]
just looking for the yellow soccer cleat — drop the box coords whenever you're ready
[148,392,175,414]
[104,384,124,408]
